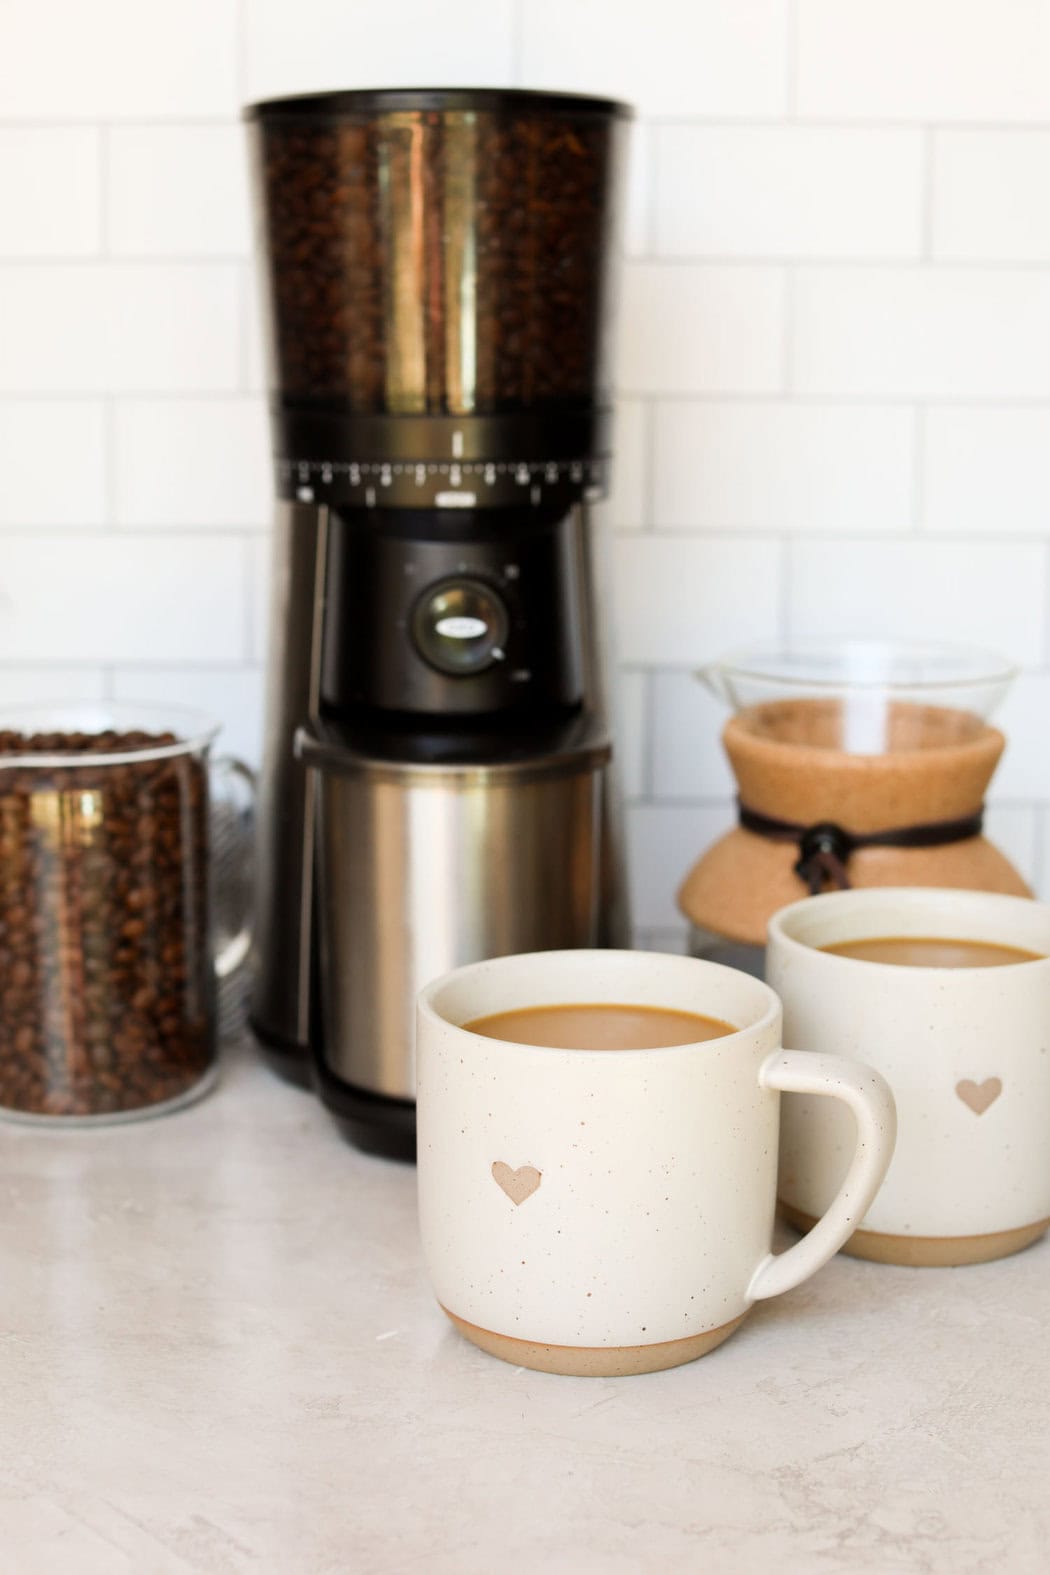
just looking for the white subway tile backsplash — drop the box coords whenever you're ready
[651,671,735,799]
[983,804,1038,890]
[108,128,250,257]
[113,666,265,764]
[618,265,785,395]
[988,673,1050,800]
[626,802,734,927]
[0,669,106,705]
[249,532,273,666]
[933,132,1050,263]
[114,399,270,527]
[623,123,651,259]
[0,131,100,257]
[612,536,782,665]
[654,127,923,260]
[242,262,268,395]
[614,671,648,799]
[924,408,1050,536]
[520,0,789,117]
[792,268,1050,399]
[0,266,241,394]
[788,539,1047,668]
[653,402,914,532]
[0,536,246,663]
[602,399,647,529]
[0,0,238,120]
[243,0,515,100]
[0,402,107,527]
[797,0,1050,122]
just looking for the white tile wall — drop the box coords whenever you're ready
[792,268,1050,399]
[654,128,924,260]
[618,265,785,394]
[0,131,101,257]
[932,132,1050,263]
[114,399,270,526]
[107,128,250,257]
[0,0,239,120]
[787,539,1048,667]
[0,403,107,527]
[924,409,1050,536]
[2,0,1050,941]
[796,0,1050,122]
[652,402,914,532]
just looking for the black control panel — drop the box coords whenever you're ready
[319,505,584,719]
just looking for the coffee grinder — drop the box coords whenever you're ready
[245,89,632,1158]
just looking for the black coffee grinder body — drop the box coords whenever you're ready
[245,89,632,1156]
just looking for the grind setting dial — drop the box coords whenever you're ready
[411,578,510,677]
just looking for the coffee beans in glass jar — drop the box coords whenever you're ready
[246,89,629,414]
[0,723,215,1120]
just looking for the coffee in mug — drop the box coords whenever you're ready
[820,937,1042,968]
[464,1003,734,1049]
[768,888,1050,1267]
[417,950,895,1377]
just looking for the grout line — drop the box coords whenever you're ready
[0,255,252,267]
[13,115,1050,131]
[6,254,1050,271]
[911,405,926,531]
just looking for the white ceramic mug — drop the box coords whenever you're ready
[768,888,1050,1267]
[416,950,895,1376]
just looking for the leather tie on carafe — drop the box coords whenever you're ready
[737,802,986,897]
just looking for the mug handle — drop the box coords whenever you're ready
[209,755,256,982]
[747,1050,897,1302]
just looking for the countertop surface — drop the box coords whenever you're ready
[3,1042,1049,1575]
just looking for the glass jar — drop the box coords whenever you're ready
[0,703,253,1123]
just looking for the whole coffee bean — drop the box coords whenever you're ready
[0,731,212,1119]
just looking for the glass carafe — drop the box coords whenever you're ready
[679,642,1027,975]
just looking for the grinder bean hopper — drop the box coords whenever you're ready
[245,88,632,1157]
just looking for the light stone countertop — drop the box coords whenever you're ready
[2,1042,1048,1575]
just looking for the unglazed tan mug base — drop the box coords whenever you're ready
[441,1306,748,1376]
[779,1201,1049,1268]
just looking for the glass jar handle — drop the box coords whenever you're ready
[209,755,256,981]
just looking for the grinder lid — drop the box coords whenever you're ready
[243,86,634,121]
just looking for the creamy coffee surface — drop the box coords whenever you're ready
[820,936,1043,969]
[464,1002,735,1050]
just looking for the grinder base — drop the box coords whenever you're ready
[312,1051,417,1163]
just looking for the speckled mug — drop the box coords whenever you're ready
[416,950,896,1377]
[769,888,1050,1267]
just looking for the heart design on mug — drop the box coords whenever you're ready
[955,1077,1002,1115]
[492,1161,542,1205]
